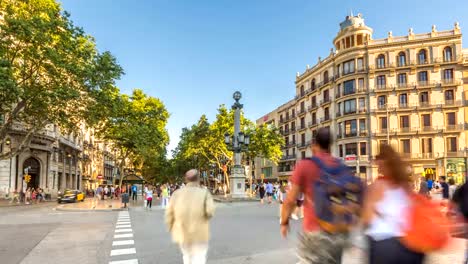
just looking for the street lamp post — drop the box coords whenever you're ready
[224,91,250,198]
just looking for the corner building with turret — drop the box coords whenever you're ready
[256,14,468,184]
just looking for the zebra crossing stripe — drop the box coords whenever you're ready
[112,240,135,246]
[114,233,133,239]
[115,228,132,233]
[109,259,138,264]
[110,248,136,256]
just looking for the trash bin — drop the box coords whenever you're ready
[121,193,129,208]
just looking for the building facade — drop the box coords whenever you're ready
[0,123,118,197]
[258,14,468,183]
[254,99,296,182]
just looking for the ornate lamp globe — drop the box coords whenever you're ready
[233,91,242,102]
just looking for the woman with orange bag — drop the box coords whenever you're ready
[361,144,450,264]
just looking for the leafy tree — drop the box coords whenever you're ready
[171,104,283,191]
[98,89,169,186]
[0,0,123,159]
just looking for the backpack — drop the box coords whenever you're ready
[400,193,451,253]
[309,157,364,233]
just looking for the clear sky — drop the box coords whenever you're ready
[59,0,468,155]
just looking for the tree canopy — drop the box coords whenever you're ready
[170,104,283,183]
[0,0,123,158]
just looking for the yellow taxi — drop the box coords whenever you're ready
[57,189,85,203]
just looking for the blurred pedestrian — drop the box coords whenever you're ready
[292,193,304,220]
[418,177,429,196]
[280,128,353,264]
[266,182,274,204]
[145,187,153,210]
[132,184,138,201]
[362,145,425,264]
[165,169,215,264]
[278,185,287,223]
[439,176,449,200]
[25,188,31,205]
[427,178,433,191]
[161,184,170,208]
[258,182,266,204]
[448,178,456,200]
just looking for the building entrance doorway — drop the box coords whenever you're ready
[24,157,40,189]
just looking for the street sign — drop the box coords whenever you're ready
[261,173,265,180]
[97,175,104,179]
[222,165,227,172]
[345,155,357,161]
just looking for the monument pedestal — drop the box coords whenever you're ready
[229,166,247,198]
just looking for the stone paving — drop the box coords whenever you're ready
[56,197,128,211]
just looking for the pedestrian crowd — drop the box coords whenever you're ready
[161,127,468,264]
[8,187,49,205]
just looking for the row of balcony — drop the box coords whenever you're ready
[335,88,367,99]
[372,100,466,112]
[280,155,296,161]
[370,56,463,71]
[372,124,466,136]
[337,130,369,139]
[279,113,296,124]
[373,79,461,92]
[400,151,468,159]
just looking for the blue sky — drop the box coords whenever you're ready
[59,0,468,155]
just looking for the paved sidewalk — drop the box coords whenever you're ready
[209,238,466,264]
[55,197,129,211]
[0,198,55,208]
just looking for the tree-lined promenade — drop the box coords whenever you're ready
[0,0,284,186]
[0,0,169,184]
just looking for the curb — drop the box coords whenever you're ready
[213,198,261,203]
[55,205,128,212]
[0,201,56,208]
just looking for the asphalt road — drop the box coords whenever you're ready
[0,200,465,264]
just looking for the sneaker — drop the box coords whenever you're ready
[291,214,299,220]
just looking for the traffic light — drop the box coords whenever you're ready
[24,174,31,183]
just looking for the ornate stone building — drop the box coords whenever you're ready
[0,123,118,197]
[257,14,468,183]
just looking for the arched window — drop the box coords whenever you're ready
[376,54,385,68]
[418,49,427,64]
[300,85,305,96]
[311,79,316,90]
[443,47,453,62]
[398,52,406,67]
[323,71,329,84]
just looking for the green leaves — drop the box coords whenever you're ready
[98,89,170,181]
[0,0,123,156]
[171,104,283,180]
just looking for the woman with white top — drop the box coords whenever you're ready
[145,188,153,210]
[362,145,425,264]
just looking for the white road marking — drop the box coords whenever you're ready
[114,233,133,238]
[109,259,139,264]
[116,224,132,228]
[116,221,131,224]
[110,248,136,256]
[115,228,132,233]
[112,240,135,246]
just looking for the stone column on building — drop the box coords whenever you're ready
[62,150,66,191]
[68,153,72,189]
[74,154,78,189]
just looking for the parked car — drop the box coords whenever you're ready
[57,189,85,203]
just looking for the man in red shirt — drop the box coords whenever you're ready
[280,127,348,264]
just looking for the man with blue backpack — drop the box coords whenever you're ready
[280,127,363,264]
